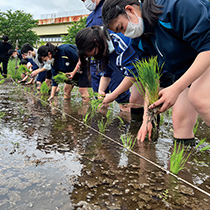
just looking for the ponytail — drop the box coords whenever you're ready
[75,26,109,75]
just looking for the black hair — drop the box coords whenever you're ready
[21,43,33,54]
[37,43,57,63]
[2,35,9,42]
[19,59,28,65]
[102,0,162,28]
[75,26,109,76]
[8,49,16,57]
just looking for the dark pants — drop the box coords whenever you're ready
[0,58,9,75]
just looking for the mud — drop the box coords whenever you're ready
[0,80,210,210]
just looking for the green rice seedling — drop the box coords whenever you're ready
[170,141,191,175]
[106,109,112,125]
[117,116,124,128]
[40,81,50,95]
[120,133,137,150]
[195,137,206,149]
[133,56,161,105]
[90,97,103,112]
[0,79,5,84]
[18,65,31,74]
[0,112,5,119]
[11,141,20,149]
[98,118,107,133]
[83,112,90,124]
[53,72,68,83]
[200,145,210,152]
[132,56,162,139]
[195,137,210,152]
[193,120,199,135]
[8,59,22,80]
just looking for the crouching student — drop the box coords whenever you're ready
[37,43,90,102]
[101,0,210,144]
[21,43,52,91]
[75,26,149,119]
[8,49,23,61]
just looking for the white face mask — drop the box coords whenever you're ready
[27,52,33,59]
[84,0,96,11]
[124,12,144,39]
[46,58,54,65]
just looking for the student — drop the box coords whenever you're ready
[36,43,90,102]
[17,59,34,84]
[0,35,13,77]
[75,26,145,114]
[102,0,210,144]
[8,49,23,61]
[80,0,132,113]
[21,43,52,90]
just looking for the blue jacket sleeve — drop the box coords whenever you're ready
[110,32,139,77]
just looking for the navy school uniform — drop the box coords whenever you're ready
[28,58,47,83]
[86,0,104,27]
[17,50,23,60]
[95,31,140,103]
[86,0,130,103]
[51,44,89,87]
[152,0,210,84]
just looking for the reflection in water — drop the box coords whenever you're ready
[0,82,210,209]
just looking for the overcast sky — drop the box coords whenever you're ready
[0,0,90,19]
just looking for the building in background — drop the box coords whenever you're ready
[33,10,89,45]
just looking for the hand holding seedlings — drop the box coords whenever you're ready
[30,69,39,78]
[101,93,115,108]
[149,85,180,113]
[66,72,75,80]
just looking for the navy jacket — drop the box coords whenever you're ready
[86,0,104,27]
[101,32,139,78]
[51,44,78,86]
[153,0,210,81]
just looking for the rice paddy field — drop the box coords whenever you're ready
[0,61,210,209]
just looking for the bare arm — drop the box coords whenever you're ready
[102,76,135,105]
[150,51,210,112]
[98,76,111,96]
[31,67,47,77]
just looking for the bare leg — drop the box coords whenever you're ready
[188,66,210,126]
[172,88,197,139]
[79,87,90,102]
[129,82,144,108]
[64,84,73,99]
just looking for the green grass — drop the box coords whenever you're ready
[120,133,137,150]
[170,141,191,175]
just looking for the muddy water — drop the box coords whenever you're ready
[0,80,210,210]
